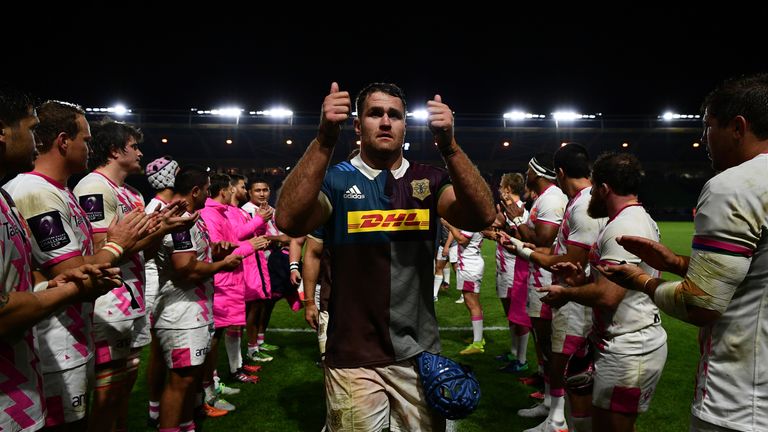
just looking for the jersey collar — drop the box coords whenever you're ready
[351,154,410,181]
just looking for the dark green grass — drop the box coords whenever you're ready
[128,221,698,431]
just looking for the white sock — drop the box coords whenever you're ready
[517,332,529,362]
[471,316,484,343]
[225,329,243,373]
[433,275,443,297]
[149,400,160,420]
[549,393,566,424]
[443,267,451,285]
[508,324,518,358]
[247,343,259,356]
[544,382,551,408]
[180,420,195,432]
[257,333,265,346]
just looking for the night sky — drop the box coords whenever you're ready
[10,7,764,118]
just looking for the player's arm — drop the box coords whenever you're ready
[429,95,494,232]
[171,252,242,285]
[530,243,589,271]
[1,265,120,338]
[599,248,748,327]
[276,83,347,236]
[302,236,323,330]
[539,269,627,310]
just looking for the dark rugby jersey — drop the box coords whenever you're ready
[321,155,451,368]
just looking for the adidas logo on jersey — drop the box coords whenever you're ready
[343,185,365,199]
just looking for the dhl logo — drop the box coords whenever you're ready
[348,209,430,233]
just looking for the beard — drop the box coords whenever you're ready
[587,195,609,219]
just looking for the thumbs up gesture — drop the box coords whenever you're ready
[427,94,454,148]
[319,82,351,144]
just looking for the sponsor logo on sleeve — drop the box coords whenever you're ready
[347,209,430,233]
[172,230,194,250]
[79,194,105,222]
[27,210,71,252]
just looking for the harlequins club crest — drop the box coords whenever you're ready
[411,179,431,201]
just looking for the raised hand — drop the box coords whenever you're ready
[319,82,351,143]
[596,262,648,291]
[257,204,274,221]
[551,261,587,286]
[211,241,237,260]
[50,263,123,301]
[427,94,454,148]
[220,254,244,271]
[537,284,569,308]
[106,208,150,250]
[249,236,271,250]
[616,236,687,275]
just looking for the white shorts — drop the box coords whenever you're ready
[592,343,667,414]
[131,314,151,349]
[551,302,591,355]
[42,360,94,426]
[436,246,448,262]
[448,244,458,263]
[156,324,214,369]
[457,272,482,294]
[496,268,514,298]
[324,359,445,432]
[526,266,553,319]
[93,320,134,365]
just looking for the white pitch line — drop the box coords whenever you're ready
[267,326,509,333]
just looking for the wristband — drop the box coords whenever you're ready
[641,276,655,294]
[289,261,300,271]
[103,241,124,259]
[439,144,459,159]
[512,216,525,226]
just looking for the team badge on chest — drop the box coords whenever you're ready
[411,179,431,201]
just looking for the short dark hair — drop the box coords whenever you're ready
[36,100,85,153]
[554,143,591,179]
[88,119,143,170]
[591,152,644,196]
[174,165,208,195]
[703,73,768,140]
[229,173,246,185]
[355,83,407,117]
[247,177,270,190]
[209,173,231,197]
[0,84,34,128]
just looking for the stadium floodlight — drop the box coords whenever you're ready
[161,138,168,144]
[503,111,545,120]
[255,108,293,118]
[660,112,701,121]
[552,111,582,121]
[211,107,243,118]
[622,142,629,148]
[693,142,700,148]
[286,139,293,145]
[403,142,410,151]
[502,141,510,147]
[225,139,233,145]
[85,105,132,115]
[408,110,429,120]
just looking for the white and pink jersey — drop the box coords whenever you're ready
[0,189,45,432]
[496,202,528,281]
[73,171,146,323]
[588,204,666,355]
[552,187,605,259]
[144,196,168,312]
[457,230,484,281]
[4,172,95,372]
[688,153,768,431]
[154,216,214,329]
[526,184,567,293]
